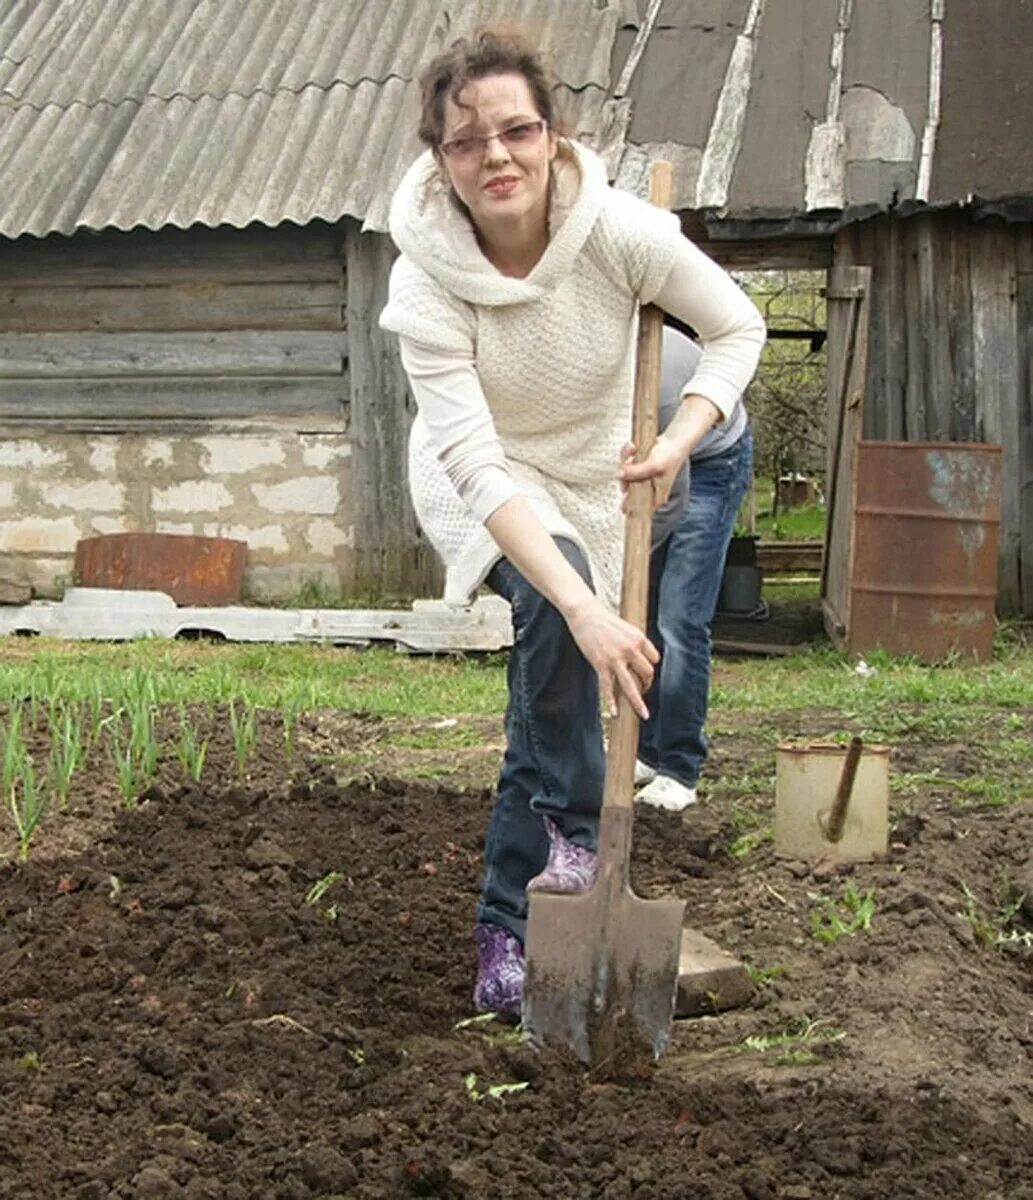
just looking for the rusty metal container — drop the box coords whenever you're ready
[74,533,246,606]
[847,442,1001,662]
[774,741,890,863]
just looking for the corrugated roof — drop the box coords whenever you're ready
[612,0,1033,222]
[0,0,622,239]
[1,0,1029,241]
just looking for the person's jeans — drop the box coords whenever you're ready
[479,538,604,943]
[639,428,754,789]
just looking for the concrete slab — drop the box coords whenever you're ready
[0,588,515,653]
[675,927,755,1019]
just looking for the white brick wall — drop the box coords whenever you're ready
[152,481,235,513]
[200,436,286,474]
[0,442,65,469]
[0,516,81,554]
[38,481,126,512]
[305,518,349,555]
[301,437,351,469]
[0,429,354,599]
[251,477,339,515]
[143,439,175,467]
[88,441,118,473]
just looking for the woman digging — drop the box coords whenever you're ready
[380,32,764,1019]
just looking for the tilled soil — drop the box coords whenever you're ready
[0,708,1030,1199]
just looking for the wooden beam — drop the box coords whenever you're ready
[345,227,441,600]
[0,281,346,333]
[0,223,346,286]
[0,331,346,379]
[689,233,833,271]
[0,378,348,421]
[757,542,823,574]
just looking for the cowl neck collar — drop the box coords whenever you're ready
[387,139,608,306]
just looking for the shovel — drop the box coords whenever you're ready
[522,162,686,1069]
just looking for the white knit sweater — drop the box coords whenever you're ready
[379,141,765,607]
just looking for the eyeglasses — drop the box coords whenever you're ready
[439,120,547,163]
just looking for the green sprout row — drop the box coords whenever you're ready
[0,680,312,862]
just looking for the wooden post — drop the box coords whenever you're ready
[345,226,442,601]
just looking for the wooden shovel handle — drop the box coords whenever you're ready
[603,161,673,812]
[822,736,864,843]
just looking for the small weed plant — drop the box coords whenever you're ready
[463,1072,529,1101]
[732,1016,845,1066]
[745,962,787,985]
[305,871,343,906]
[729,806,774,858]
[810,880,876,944]
[957,881,1033,954]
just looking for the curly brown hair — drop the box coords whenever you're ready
[417,31,560,150]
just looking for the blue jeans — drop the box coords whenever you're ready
[639,428,754,789]
[479,538,605,943]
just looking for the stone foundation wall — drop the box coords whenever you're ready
[0,428,354,601]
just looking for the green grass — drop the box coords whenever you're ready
[0,638,1029,774]
[762,580,821,603]
[755,502,826,542]
[709,644,1033,727]
[389,724,487,750]
[0,641,508,718]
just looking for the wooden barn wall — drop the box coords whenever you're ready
[0,224,349,421]
[0,224,364,601]
[835,212,1033,618]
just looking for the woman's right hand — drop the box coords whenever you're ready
[563,594,658,720]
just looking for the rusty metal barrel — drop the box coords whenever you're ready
[847,442,1001,662]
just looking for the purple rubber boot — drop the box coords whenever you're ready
[526,818,598,895]
[472,924,525,1021]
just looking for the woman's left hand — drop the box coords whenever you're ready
[618,434,685,513]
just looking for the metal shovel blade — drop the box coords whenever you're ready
[522,883,685,1067]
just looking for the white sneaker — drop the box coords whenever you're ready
[634,759,657,787]
[636,775,698,812]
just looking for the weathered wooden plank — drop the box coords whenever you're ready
[822,265,871,644]
[0,377,348,421]
[0,223,346,286]
[1016,226,1033,274]
[970,223,1021,614]
[901,219,929,440]
[842,218,899,442]
[345,227,441,599]
[757,541,822,573]
[881,217,908,441]
[0,281,345,333]
[948,221,975,442]
[0,332,346,378]
[918,217,952,440]
[1018,275,1033,616]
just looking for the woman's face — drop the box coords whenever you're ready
[439,72,557,235]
